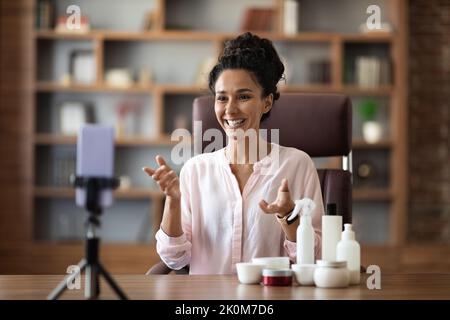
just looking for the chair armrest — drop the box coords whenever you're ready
[146,261,172,275]
[146,261,190,275]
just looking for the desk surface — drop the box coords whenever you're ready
[0,274,449,300]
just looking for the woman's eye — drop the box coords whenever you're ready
[216,96,227,102]
[239,95,251,100]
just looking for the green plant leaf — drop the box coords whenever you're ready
[358,100,378,122]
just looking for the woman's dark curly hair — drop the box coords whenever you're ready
[208,32,285,122]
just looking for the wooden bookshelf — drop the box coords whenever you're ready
[25,0,408,273]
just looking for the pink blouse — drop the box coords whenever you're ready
[155,143,324,274]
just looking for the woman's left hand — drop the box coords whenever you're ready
[259,178,295,217]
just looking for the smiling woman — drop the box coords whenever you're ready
[143,32,324,275]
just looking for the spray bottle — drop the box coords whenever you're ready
[288,198,316,264]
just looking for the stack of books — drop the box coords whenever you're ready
[240,8,275,32]
[309,60,331,84]
[355,56,391,87]
[35,0,54,30]
[283,0,299,35]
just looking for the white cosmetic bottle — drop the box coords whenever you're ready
[288,198,316,264]
[336,224,361,285]
[322,203,342,261]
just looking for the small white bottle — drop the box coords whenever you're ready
[336,224,361,285]
[322,203,342,261]
[289,198,316,264]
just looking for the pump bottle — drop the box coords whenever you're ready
[336,224,360,285]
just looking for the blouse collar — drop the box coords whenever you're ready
[218,142,280,175]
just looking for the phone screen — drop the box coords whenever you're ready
[75,125,114,208]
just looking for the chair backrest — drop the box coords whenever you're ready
[192,93,353,223]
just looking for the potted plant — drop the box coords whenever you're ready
[358,99,382,144]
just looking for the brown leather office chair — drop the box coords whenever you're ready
[146,93,352,275]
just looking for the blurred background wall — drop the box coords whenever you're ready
[408,0,450,244]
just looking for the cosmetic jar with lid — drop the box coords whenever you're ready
[262,269,293,286]
[313,260,349,288]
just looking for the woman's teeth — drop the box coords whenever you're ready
[226,119,245,128]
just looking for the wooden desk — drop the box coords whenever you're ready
[0,274,449,300]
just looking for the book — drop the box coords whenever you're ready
[283,0,299,35]
[309,60,331,84]
[36,0,54,29]
[355,56,390,87]
[240,8,275,32]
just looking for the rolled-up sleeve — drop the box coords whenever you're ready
[155,164,193,270]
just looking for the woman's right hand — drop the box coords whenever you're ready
[143,155,181,200]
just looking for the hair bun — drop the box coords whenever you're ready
[221,46,266,62]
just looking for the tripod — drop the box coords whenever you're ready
[48,177,128,300]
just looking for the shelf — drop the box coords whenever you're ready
[35,82,154,93]
[341,85,393,96]
[244,32,337,42]
[34,186,164,199]
[279,84,334,93]
[159,84,208,94]
[104,30,228,41]
[352,139,393,149]
[340,33,394,43]
[353,188,392,201]
[280,85,393,96]
[34,30,233,41]
[34,29,101,40]
[34,29,394,44]
[35,82,209,95]
[34,133,185,147]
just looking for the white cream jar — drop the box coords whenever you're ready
[313,260,349,288]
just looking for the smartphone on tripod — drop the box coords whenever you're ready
[48,125,127,300]
[75,125,114,209]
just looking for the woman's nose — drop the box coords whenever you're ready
[225,98,238,114]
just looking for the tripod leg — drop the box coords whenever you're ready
[85,263,100,299]
[98,263,128,300]
[47,260,87,300]
[85,236,101,299]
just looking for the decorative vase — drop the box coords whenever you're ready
[362,121,382,144]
